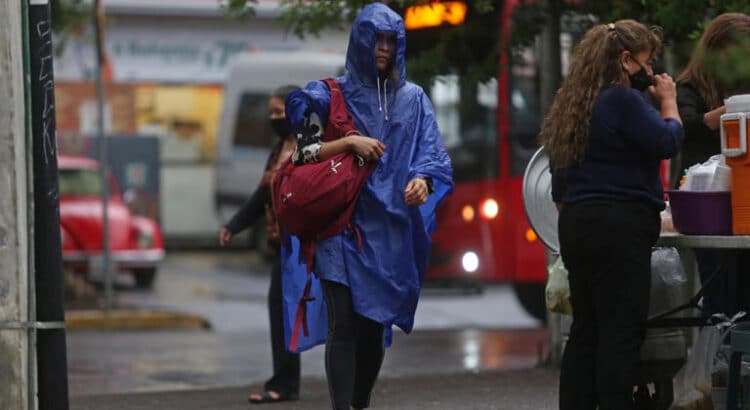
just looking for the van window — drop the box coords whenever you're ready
[233,93,273,148]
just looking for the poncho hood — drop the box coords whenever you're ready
[346,3,407,88]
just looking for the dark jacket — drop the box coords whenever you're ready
[551,86,684,211]
[224,142,283,248]
[676,81,720,174]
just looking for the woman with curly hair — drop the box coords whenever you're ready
[540,20,684,409]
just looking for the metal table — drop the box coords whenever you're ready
[648,234,750,328]
[658,233,750,249]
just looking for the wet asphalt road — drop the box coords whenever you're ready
[67,251,546,397]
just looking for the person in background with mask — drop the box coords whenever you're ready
[219,85,302,405]
[675,12,750,316]
[540,20,683,410]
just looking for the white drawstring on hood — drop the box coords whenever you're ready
[377,76,382,112]
[376,76,389,121]
[384,78,389,121]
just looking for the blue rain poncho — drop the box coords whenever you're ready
[283,2,453,335]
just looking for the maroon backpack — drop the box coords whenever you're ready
[272,78,376,270]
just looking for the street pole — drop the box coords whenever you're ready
[539,0,562,115]
[540,0,563,367]
[27,0,71,409]
[0,2,31,409]
[93,0,113,311]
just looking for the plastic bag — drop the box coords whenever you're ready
[650,247,687,315]
[671,313,746,410]
[661,203,675,233]
[681,154,731,192]
[545,256,572,316]
[671,326,723,410]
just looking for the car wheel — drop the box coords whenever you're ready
[513,282,547,323]
[133,268,157,289]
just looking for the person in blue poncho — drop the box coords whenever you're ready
[284,3,453,409]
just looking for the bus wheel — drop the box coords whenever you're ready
[513,283,547,323]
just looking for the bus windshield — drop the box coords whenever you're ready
[431,75,498,183]
[508,44,542,176]
[429,59,541,182]
[429,21,579,182]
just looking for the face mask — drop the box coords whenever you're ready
[628,61,653,92]
[270,118,290,138]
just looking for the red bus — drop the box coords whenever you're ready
[417,0,568,320]
[417,1,672,321]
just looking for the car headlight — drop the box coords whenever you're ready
[137,231,154,249]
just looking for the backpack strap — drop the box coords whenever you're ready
[321,78,357,140]
[289,274,315,353]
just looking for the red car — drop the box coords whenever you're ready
[59,155,164,288]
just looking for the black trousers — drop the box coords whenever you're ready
[321,280,385,410]
[558,199,660,410]
[264,258,301,396]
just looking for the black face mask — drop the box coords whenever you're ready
[270,118,290,138]
[628,63,653,92]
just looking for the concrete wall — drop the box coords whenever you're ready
[0,0,29,409]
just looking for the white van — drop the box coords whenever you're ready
[215,50,345,246]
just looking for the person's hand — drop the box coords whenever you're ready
[347,135,385,162]
[704,105,727,130]
[405,178,429,206]
[648,73,677,103]
[219,227,232,247]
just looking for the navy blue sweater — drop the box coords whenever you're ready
[551,86,684,210]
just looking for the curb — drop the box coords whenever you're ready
[65,309,211,331]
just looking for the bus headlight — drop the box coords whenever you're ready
[479,198,499,220]
[461,251,479,273]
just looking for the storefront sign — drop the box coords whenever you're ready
[55,23,347,83]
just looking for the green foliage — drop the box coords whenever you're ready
[51,0,90,55]
[277,0,371,39]
[223,0,257,18]
[407,1,500,87]
[51,0,89,33]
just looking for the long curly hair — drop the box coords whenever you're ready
[677,13,750,110]
[539,20,662,168]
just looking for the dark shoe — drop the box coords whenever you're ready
[248,390,299,405]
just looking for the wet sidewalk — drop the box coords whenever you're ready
[71,367,559,410]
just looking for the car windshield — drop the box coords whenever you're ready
[59,169,103,196]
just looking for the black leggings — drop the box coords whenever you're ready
[558,200,660,410]
[265,258,300,396]
[321,280,385,410]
